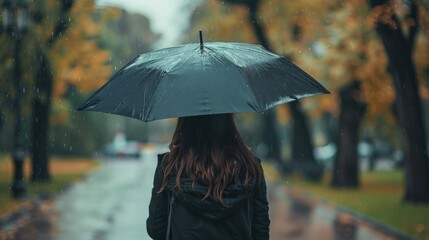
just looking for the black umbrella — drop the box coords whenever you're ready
[77,32,329,122]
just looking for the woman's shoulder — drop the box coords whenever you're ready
[157,152,169,161]
[158,152,169,157]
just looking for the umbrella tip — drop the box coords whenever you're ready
[199,30,204,51]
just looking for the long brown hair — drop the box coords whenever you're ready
[159,114,261,205]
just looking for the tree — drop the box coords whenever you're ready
[30,0,75,182]
[368,0,429,203]
[31,0,112,181]
[331,81,367,187]
[273,0,395,187]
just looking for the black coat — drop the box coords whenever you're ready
[146,153,270,240]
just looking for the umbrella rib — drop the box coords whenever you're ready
[144,48,198,121]
[205,46,262,111]
[276,58,330,95]
[138,67,165,120]
[219,47,270,110]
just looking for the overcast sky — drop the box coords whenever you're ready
[96,0,202,48]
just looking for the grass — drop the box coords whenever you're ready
[283,169,429,239]
[0,155,99,215]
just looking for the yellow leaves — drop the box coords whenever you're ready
[54,79,68,98]
[319,94,339,116]
[368,4,398,29]
[71,0,96,15]
[276,105,290,124]
[193,0,429,124]
[420,86,429,100]
[283,0,398,121]
[357,40,394,121]
[80,14,100,36]
[53,40,112,97]
[50,0,113,98]
[193,0,255,43]
[100,7,123,22]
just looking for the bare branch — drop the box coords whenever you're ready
[46,0,75,48]
[368,0,410,65]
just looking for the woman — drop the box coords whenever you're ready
[146,114,270,240]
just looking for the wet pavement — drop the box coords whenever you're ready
[53,150,158,240]
[52,148,413,240]
[268,184,413,240]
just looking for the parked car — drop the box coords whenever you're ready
[314,142,337,163]
[105,140,142,159]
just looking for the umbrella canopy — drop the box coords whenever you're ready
[77,35,329,122]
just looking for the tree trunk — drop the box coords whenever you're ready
[287,22,318,167]
[261,110,281,161]
[290,101,324,181]
[31,0,75,182]
[31,53,52,182]
[331,81,366,188]
[369,0,429,203]
[393,63,429,202]
[0,110,3,151]
[290,101,316,163]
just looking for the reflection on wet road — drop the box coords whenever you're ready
[269,184,413,240]
[54,150,158,240]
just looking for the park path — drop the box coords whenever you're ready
[53,149,159,240]
[52,147,413,240]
